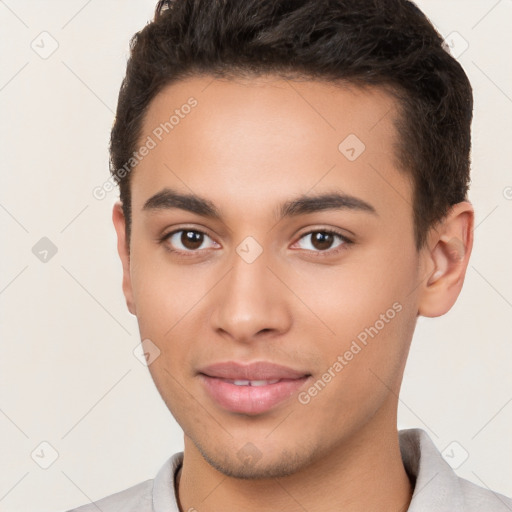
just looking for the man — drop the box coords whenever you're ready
[69,0,512,510]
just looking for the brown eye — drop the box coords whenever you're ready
[181,230,204,250]
[310,232,335,250]
[164,229,218,253]
[295,230,348,253]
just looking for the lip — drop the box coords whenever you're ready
[198,361,309,380]
[198,361,311,415]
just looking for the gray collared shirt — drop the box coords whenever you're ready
[67,428,512,511]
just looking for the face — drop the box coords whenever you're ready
[115,75,426,478]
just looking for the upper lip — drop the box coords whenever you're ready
[198,361,310,380]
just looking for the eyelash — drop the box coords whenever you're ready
[158,227,352,258]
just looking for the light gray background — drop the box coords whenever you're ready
[1,1,511,511]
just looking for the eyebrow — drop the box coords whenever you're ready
[142,187,377,220]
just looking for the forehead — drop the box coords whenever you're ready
[131,74,411,224]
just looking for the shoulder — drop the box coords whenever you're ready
[458,477,512,512]
[399,428,512,512]
[65,479,154,512]
[63,452,183,512]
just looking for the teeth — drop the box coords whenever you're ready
[233,379,251,386]
[250,379,279,386]
[231,379,280,386]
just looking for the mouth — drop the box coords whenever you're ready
[216,378,282,386]
[198,361,311,415]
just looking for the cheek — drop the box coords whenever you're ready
[292,249,414,336]
[129,254,204,412]
[129,245,207,338]
[129,250,219,394]
[290,248,417,389]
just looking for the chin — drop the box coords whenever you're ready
[195,439,315,480]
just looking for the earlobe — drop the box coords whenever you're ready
[112,201,136,315]
[418,202,474,318]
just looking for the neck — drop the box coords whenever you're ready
[175,419,413,512]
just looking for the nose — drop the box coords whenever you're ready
[209,248,293,344]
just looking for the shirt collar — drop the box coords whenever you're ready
[152,450,182,512]
[399,428,465,511]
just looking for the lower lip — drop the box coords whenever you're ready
[200,375,310,415]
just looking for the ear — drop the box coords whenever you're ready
[417,201,474,318]
[112,201,136,315]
